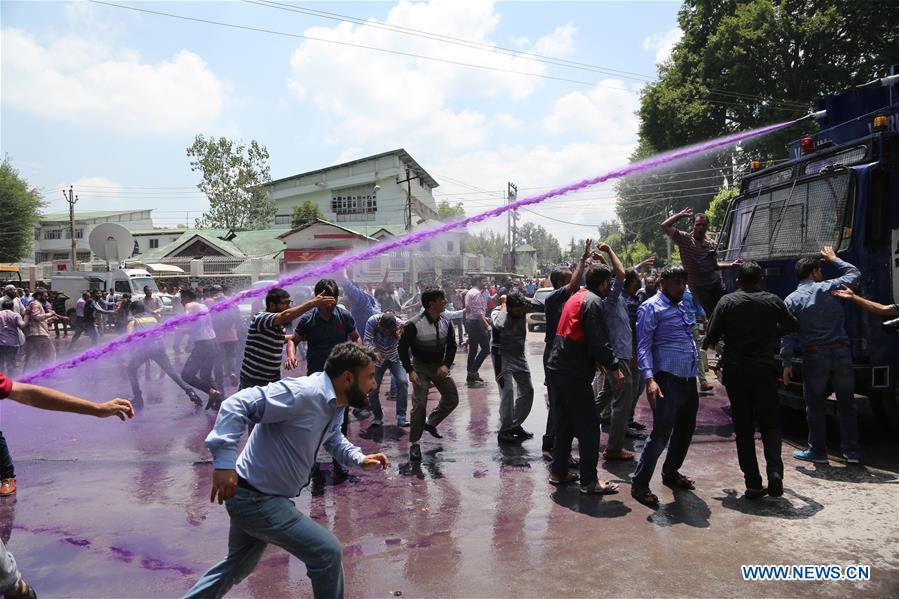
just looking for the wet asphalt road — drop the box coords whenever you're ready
[1,332,897,598]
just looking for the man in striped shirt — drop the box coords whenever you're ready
[660,208,741,317]
[239,288,336,389]
[631,264,700,507]
[363,311,408,427]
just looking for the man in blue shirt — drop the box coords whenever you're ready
[631,264,699,507]
[185,343,389,599]
[363,311,408,427]
[781,246,861,464]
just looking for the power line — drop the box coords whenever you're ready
[89,1,806,114]
[244,0,808,111]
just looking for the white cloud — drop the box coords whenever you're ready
[430,140,635,241]
[533,23,577,56]
[286,0,572,150]
[643,27,682,64]
[543,79,641,143]
[1,28,226,135]
[493,113,524,130]
[55,176,125,210]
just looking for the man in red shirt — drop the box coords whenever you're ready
[0,373,132,598]
[546,265,624,495]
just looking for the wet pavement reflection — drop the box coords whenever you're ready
[1,333,897,597]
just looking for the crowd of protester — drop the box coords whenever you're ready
[3,207,898,598]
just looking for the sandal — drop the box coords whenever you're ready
[580,480,619,495]
[663,473,695,490]
[631,486,659,506]
[548,472,579,486]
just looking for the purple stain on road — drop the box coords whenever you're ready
[63,537,91,547]
[19,119,794,384]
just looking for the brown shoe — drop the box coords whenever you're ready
[603,448,635,461]
[0,477,16,496]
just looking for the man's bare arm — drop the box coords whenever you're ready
[7,381,134,420]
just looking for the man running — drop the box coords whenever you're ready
[363,310,408,427]
[179,288,223,411]
[398,287,458,462]
[184,343,388,599]
[125,302,202,409]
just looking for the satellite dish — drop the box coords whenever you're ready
[89,223,134,265]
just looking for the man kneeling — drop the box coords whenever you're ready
[184,343,389,599]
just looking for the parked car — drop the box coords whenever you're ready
[526,286,554,332]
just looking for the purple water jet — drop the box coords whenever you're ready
[20,119,794,384]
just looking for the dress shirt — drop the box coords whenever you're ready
[780,258,860,362]
[205,372,365,497]
[637,291,698,380]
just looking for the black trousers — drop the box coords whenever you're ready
[542,344,558,452]
[722,363,784,488]
[0,430,14,479]
[549,369,600,487]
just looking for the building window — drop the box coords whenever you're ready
[446,240,454,252]
[43,229,62,240]
[149,239,159,249]
[76,252,91,261]
[34,230,40,241]
[52,252,70,260]
[274,215,292,225]
[34,252,49,262]
[75,229,83,239]
[331,185,377,219]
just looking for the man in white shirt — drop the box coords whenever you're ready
[179,288,223,410]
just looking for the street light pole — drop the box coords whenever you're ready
[397,168,422,291]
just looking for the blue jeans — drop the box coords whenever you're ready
[632,372,699,488]
[368,360,408,422]
[802,346,858,455]
[183,487,344,599]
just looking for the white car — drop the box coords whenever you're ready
[526,287,554,332]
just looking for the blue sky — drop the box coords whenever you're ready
[1,0,681,240]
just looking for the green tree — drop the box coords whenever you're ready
[464,229,506,267]
[708,186,738,232]
[437,200,466,222]
[187,135,276,230]
[517,222,562,266]
[0,158,44,262]
[640,0,897,156]
[291,200,324,228]
[617,0,897,262]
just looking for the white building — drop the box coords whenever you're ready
[263,149,440,232]
[33,209,154,265]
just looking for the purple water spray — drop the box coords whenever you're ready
[20,119,796,383]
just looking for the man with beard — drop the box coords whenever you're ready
[398,287,458,462]
[185,343,388,599]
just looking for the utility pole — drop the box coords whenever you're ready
[508,182,518,273]
[397,167,422,291]
[62,186,78,271]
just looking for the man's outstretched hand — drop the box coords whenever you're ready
[95,398,134,421]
